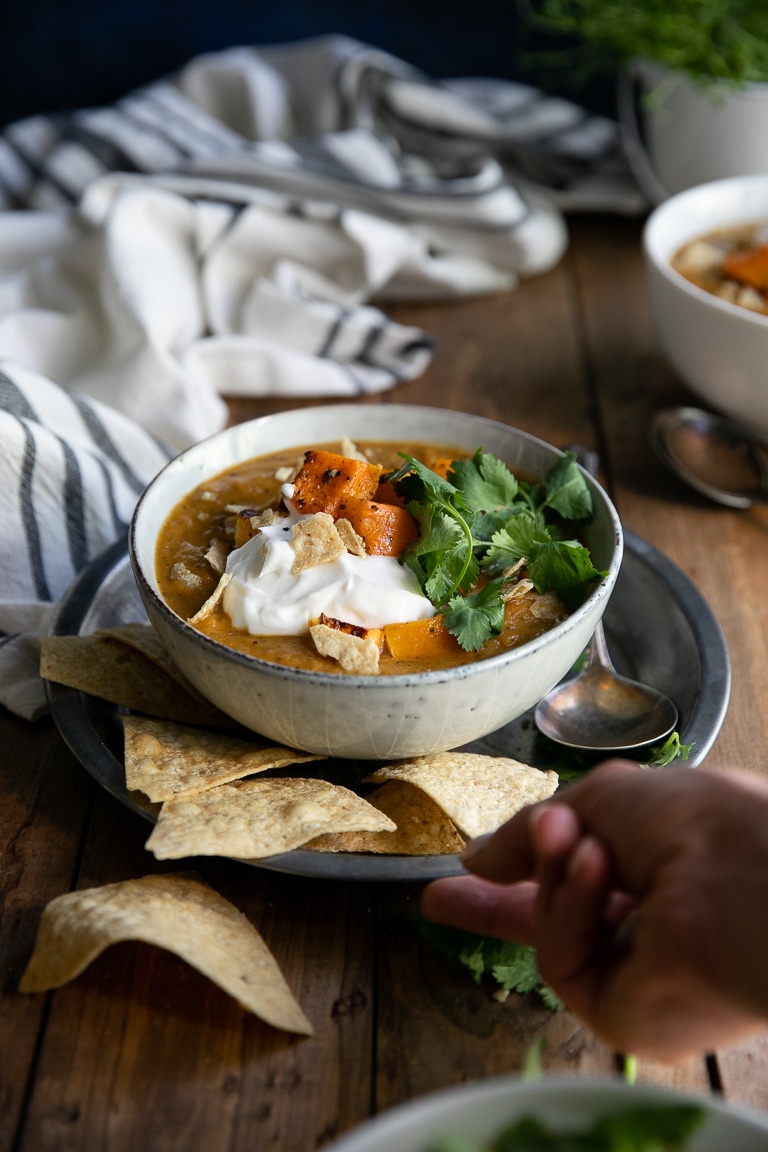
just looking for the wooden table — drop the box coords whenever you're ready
[4,212,768,1151]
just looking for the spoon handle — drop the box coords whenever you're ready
[586,619,616,674]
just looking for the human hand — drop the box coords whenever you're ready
[421,759,768,1062]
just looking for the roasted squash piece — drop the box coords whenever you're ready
[384,616,463,661]
[335,497,419,556]
[722,244,768,291]
[291,450,382,516]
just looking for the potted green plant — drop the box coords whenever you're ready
[521,0,768,201]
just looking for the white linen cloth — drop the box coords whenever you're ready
[0,36,645,720]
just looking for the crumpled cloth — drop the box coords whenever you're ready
[0,35,646,720]
[0,361,170,719]
[0,35,645,450]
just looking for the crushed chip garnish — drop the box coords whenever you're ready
[122,715,326,802]
[307,780,465,855]
[310,622,381,675]
[335,517,367,557]
[40,634,226,726]
[365,752,558,840]
[290,513,346,572]
[204,537,229,575]
[18,873,313,1035]
[188,572,232,624]
[145,777,396,860]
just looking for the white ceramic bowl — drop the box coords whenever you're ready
[130,404,622,759]
[644,174,768,440]
[322,1076,768,1152]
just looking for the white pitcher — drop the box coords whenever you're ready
[618,58,768,203]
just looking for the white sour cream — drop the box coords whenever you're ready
[222,514,434,636]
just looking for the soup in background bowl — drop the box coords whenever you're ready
[130,404,622,759]
[644,174,768,441]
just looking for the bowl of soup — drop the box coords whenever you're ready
[129,404,622,759]
[644,174,768,439]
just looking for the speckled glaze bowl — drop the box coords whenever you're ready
[129,405,622,759]
[644,174,768,440]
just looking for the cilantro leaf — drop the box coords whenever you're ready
[443,580,506,651]
[527,540,607,609]
[415,919,560,1009]
[541,452,595,522]
[642,732,695,767]
[449,449,519,513]
[391,448,605,651]
[484,512,554,570]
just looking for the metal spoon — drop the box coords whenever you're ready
[651,406,768,508]
[533,445,679,752]
[534,620,679,751]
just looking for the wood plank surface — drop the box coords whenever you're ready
[3,211,768,1151]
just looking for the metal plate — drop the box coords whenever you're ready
[45,529,731,882]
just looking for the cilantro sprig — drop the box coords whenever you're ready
[389,449,607,651]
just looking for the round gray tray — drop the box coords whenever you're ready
[45,529,731,882]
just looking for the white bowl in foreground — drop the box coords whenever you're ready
[323,1076,768,1152]
[130,404,622,759]
[644,174,768,440]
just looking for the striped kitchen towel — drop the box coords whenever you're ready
[0,361,170,719]
[0,37,643,450]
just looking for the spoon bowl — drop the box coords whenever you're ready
[651,406,768,509]
[534,620,679,752]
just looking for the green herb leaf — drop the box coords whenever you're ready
[449,449,519,513]
[541,453,595,521]
[485,513,555,570]
[642,731,695,767]
[416,919,560,1009]
[443,580,506,651]
[528,539,607,608]
[392,449,604,650]
[525,0,768,88]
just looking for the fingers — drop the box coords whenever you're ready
[533,832,614,1022]
[420,875,538,946]
[460,801,582,883]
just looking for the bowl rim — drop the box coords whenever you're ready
[642,173,768,329]
[129,403,623,690]
[322,1073,768,1151]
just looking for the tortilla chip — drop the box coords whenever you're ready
[122,715,326,802]
[40,634,226,726]
[290,513,345,572]
[187,572,232,625]
[365,752,558,839]
[307,781,466,855]
[204,537,229,576]
[310,623,380,675]
[335,518,367,557]
[18,873,313,1035]
[145,777,396,860]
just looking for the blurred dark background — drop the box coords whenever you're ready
[0,0,615,129]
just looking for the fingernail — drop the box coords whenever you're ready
[460,833,492,864]
[567,835,597,879]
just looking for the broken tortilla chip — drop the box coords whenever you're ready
[145,777,397,860]
[187,572,232,625]
[290,513,345,572]
[307,780,466,855]
[40,634,226,726]
[310,622,380,675]
[122,715,326,802]
[365,752,558,840]
[18,873,313,1035]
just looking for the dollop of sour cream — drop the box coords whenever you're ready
[222,514,435,636]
